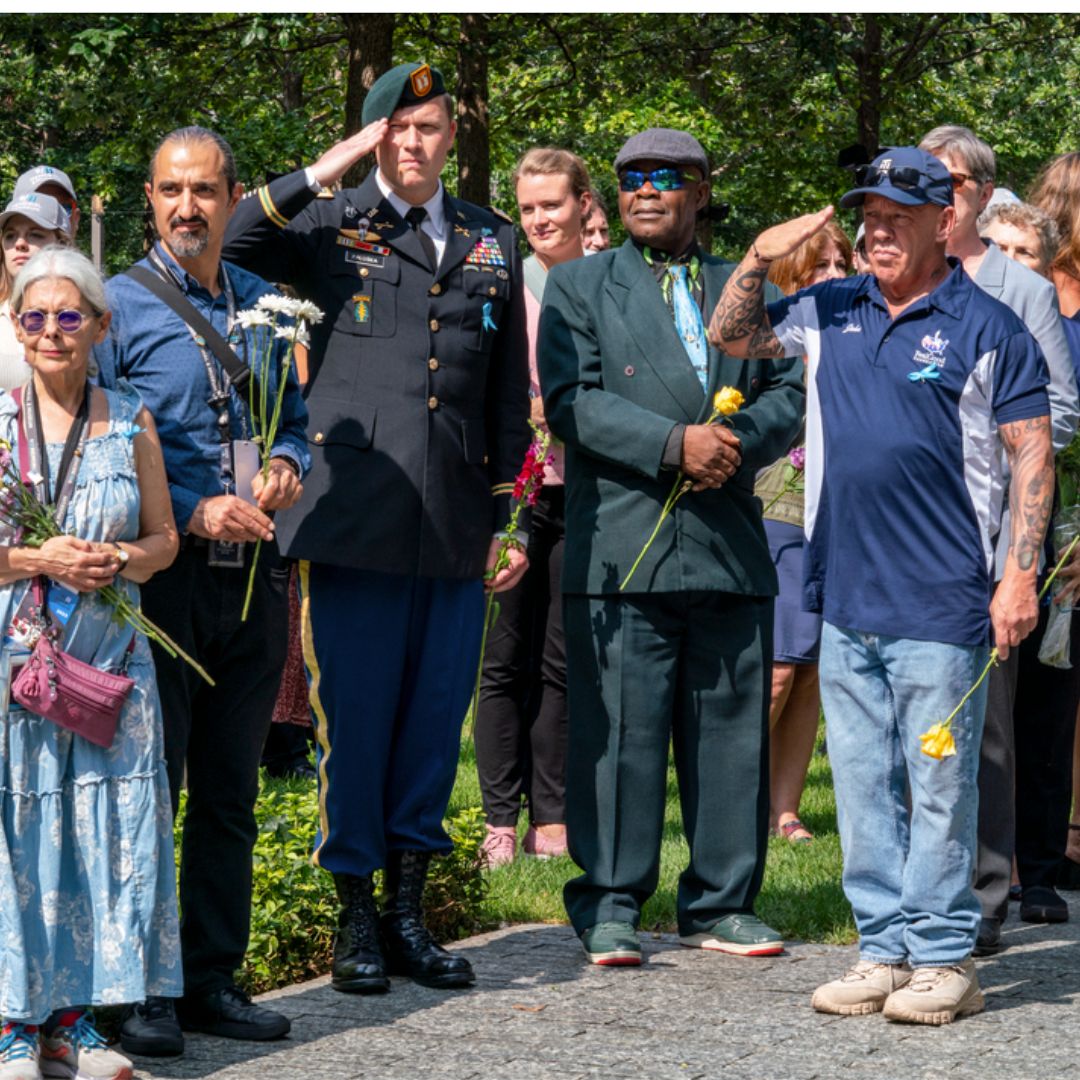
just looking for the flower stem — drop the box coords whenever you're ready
[939,532,1080,734]
[240,536,263,623]
[619,474,691,591]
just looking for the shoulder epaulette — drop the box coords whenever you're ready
[487,205,515,225]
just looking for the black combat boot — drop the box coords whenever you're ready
[332,873,390,993]
[380,851,475,989]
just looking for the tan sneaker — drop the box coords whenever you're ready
[811,961,913,1015]
[882,959,984,1025]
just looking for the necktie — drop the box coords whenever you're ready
[669,264,708,391]
[405,206,438,271]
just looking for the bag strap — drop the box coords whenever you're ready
[11,388,135,660]
[123,264,260,401]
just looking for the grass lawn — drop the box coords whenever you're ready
[448,723,856,946]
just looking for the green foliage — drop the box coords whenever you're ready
[5,14,1080,273]
[173,776,490,995]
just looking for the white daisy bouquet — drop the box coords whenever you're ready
[236,294,323,621]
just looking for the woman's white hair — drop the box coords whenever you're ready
[10,245,108,315]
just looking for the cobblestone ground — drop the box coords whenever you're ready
[134,896,1080,1080]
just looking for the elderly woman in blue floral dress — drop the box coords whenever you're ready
[0,247,180,1080]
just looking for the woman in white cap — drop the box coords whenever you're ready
[0,193,71,391]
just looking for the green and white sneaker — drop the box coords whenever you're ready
[580,921,642,966]
[40,1013,132,1080]
[680,913,784,956]
[0,1022,40,1080]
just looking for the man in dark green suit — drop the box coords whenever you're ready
[538,129,804,965]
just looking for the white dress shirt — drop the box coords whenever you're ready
[374,171,448,267]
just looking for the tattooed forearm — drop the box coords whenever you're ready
[1001,416,1054,573]
[708,262,784,358]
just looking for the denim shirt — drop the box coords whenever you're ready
[94,244,310,532]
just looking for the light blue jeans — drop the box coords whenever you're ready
[819,622,989,966]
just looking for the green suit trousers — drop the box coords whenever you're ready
[563,591,772,936]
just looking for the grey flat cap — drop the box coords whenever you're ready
[614,128,708,176]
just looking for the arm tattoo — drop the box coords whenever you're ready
[1000,416,1054,572]
[708,263,786,358]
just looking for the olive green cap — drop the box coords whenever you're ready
[362,62,447,126]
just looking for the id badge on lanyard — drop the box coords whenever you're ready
[208,410,245,569]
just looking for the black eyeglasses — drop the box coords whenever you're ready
[17,309,93,334]
[618,168,700,193]
[853,165,929,192]
[949,170,979,189]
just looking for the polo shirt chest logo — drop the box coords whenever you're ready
[908,330,949,382]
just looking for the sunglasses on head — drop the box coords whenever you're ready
[853,164,931,192]
[618,167,700,193]
[17,309,92,334]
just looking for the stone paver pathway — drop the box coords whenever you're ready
[134,897,1080,1080]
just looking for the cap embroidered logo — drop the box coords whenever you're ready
[410,64,433,97]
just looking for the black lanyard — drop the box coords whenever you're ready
[147,247,246,444]
[22,379,91,527]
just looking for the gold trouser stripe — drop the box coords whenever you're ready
[299,559,333,867]
[258,185,289,229]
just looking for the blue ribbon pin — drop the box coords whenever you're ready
[908,362,941,383]
[482,301,498,332]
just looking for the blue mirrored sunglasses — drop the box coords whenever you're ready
[618,168,700,193]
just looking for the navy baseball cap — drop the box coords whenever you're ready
[840,147,953,209]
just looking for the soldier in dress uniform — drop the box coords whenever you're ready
[222,62,530,993]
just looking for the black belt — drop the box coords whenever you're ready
[180,535,210,551]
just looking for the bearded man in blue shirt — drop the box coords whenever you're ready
[95,126,308,1056]
[709,147,1054,1024]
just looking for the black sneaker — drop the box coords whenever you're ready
[120,996,184,1057]
[972,917,1004,957]
[1020,885,1069,924]
[177,985,291,1041]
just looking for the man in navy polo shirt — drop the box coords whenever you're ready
[708,147,1054,1024]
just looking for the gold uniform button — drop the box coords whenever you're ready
[428,357,439,371]
[488,286,497,297]
[430,283,442,296]
[359,267,370,277]
[427,396,439,410]
[314,432,325,443]
[429,318,440,332]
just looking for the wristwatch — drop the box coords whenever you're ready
[113,543,130,570]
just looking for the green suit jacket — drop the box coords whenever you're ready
[538,240,804,596]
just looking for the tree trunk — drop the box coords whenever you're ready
[341,13,395,189]
[854,15,883,158]
[456,14,491,205]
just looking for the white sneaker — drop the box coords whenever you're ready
[811,960,913,1015]
[39,1014,131,1080]
[882,959,985,1025]
[0,1023,41,1080]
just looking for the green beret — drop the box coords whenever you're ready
[362,62,448,126]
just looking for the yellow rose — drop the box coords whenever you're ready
[713,386,745,417]
[919,722,957,761]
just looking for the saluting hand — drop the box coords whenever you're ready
[751,206,836,263]
[310,119,391,188]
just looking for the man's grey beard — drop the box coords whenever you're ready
[168,227,209,259]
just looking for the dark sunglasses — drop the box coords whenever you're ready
[949,170,979,189]
[618,168,700,193]
[853,164,930,192]
[17,308,92,334]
